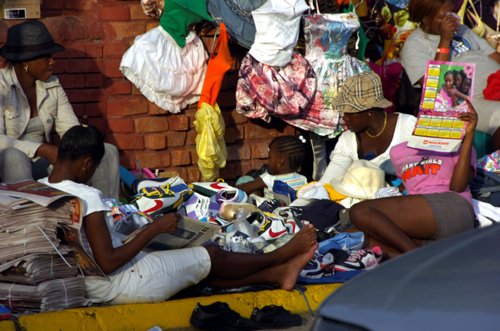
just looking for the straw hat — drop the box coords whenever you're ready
[330,160,386,199]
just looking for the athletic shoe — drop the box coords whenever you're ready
[218,202,260,221]
[191,180,235,197]
[334,246,382,272]
[135,176,184,192]
[318,232,365,255]
[300,252,335,279]
[133,182,192,217]
[212,188,248,204]
[257,214,299,241]
[250,305,302,329]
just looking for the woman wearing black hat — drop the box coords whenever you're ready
[0,20,119,198]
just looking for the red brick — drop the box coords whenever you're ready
[251,159,268,171]
[72,104,85,118]
[66,89,102,103]
[135,151,170,169]
[59,74,85,89]
[240,161,254,176]
[169,167,188,182]
[108,96,148,116]
[99,6,130,21]
[85,74,105,88]
[187,166,201,183]
[146,22,157,32]
[103,42,130,58]
[170,150,191,166]
[85,102,107,117]
[223,111,248,126]
[145,133,166,150]
[190,149,199,164]
[87,118,107,133]
[168,115,189,131]
[44,17,87,42]
[134,117,169,133]
[100,59,122,78]
[53,59,68,74]
[57,46,86,59]
[186,130,197,146]
[224,126,243,144]
[85,43,103,58]
[220,161,242,181]
[104,79,132,95]
[129,3,148,20]
[108,22,146,39]
[108,118,134,133]
[43,0,64,10]
[250,141,270,159]
[148,102,168,115]
[246,124,281,139]
[120,153,136,170]
[166,131,186,147]
[227,144,251,161]
[110,133,144,150]
[66,59,101,74]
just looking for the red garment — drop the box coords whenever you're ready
[483,70,500,101]
[198,23,234,107]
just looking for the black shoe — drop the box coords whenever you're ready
[250,305,302,329]
[190,301,256,331]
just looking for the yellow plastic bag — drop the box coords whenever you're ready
[194,102,227,181]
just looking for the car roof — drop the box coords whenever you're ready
[317,223,500,331]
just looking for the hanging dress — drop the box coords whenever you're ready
[120,0,212,113]
[303,12,372,135]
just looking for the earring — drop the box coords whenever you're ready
[23,64,28,72]
[368,112,372,117]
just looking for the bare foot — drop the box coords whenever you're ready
[275,223,317,263]
[277,242,318,291]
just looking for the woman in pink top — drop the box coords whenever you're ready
[348,99,478,259]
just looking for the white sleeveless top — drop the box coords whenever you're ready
[249,0,309,67]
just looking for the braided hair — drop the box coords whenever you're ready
[270,135,306,172]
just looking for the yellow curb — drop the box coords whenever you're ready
[9,284,339,331]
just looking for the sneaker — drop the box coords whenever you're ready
[218,202,260,221]
[300,252,335,279]
[133,181,192,217]
[250,305,302,329]
[191,180,236,197]
[257,214,299,241]
[318,232,365,255]
[180,192,221,220]
[334,246,382,272]
[190,301,255,331]
[135,176,183,192]
[212,188,248,204]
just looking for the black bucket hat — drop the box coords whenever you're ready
[0,20,65,62]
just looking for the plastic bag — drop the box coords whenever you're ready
[195,102,227,181]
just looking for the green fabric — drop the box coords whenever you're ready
[342,3,368,60]
[160,0,213,48]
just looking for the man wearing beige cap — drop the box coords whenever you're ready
[319,72,417,185]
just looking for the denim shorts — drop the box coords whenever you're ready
[207,0,265,49]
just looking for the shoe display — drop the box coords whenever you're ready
[133,181,192,217]
[191,181,236,197]
[212,188,248,204]
[318,232,365,255]
[190,301,255,331]
[257,214,299,241]
[334,246,382,272]
[250,305,302,329]
[218,202,260,221]
[135,176,183,192]
[300,252,335,279]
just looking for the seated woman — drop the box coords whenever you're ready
[0,20,119,198]
[349,99,478,259]
[319,72,417,185]
[401,0,500,149]
[40,125,318,304]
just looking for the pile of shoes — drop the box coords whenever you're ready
[190,301,302,331]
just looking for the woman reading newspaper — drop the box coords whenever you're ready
[348,99,478,260]
[39,125,317,304]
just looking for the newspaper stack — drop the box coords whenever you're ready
[0,180,91,313]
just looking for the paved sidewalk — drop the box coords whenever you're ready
[0,284,339,331]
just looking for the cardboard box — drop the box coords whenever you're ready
[1,0,41,19]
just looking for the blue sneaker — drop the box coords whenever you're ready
[318,232,364,255]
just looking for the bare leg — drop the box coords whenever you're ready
[349,195,436,254]
[207,242,318,290]
[205,224,317,280]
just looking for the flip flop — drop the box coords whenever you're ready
[250,305,302,329]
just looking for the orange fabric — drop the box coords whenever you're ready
[198,23,234,107]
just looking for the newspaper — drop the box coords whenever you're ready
[408,60,475,153]
[124,216,220,249]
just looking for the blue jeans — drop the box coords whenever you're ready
[0,143,120,199]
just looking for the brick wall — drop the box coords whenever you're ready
[0,0,299,182]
